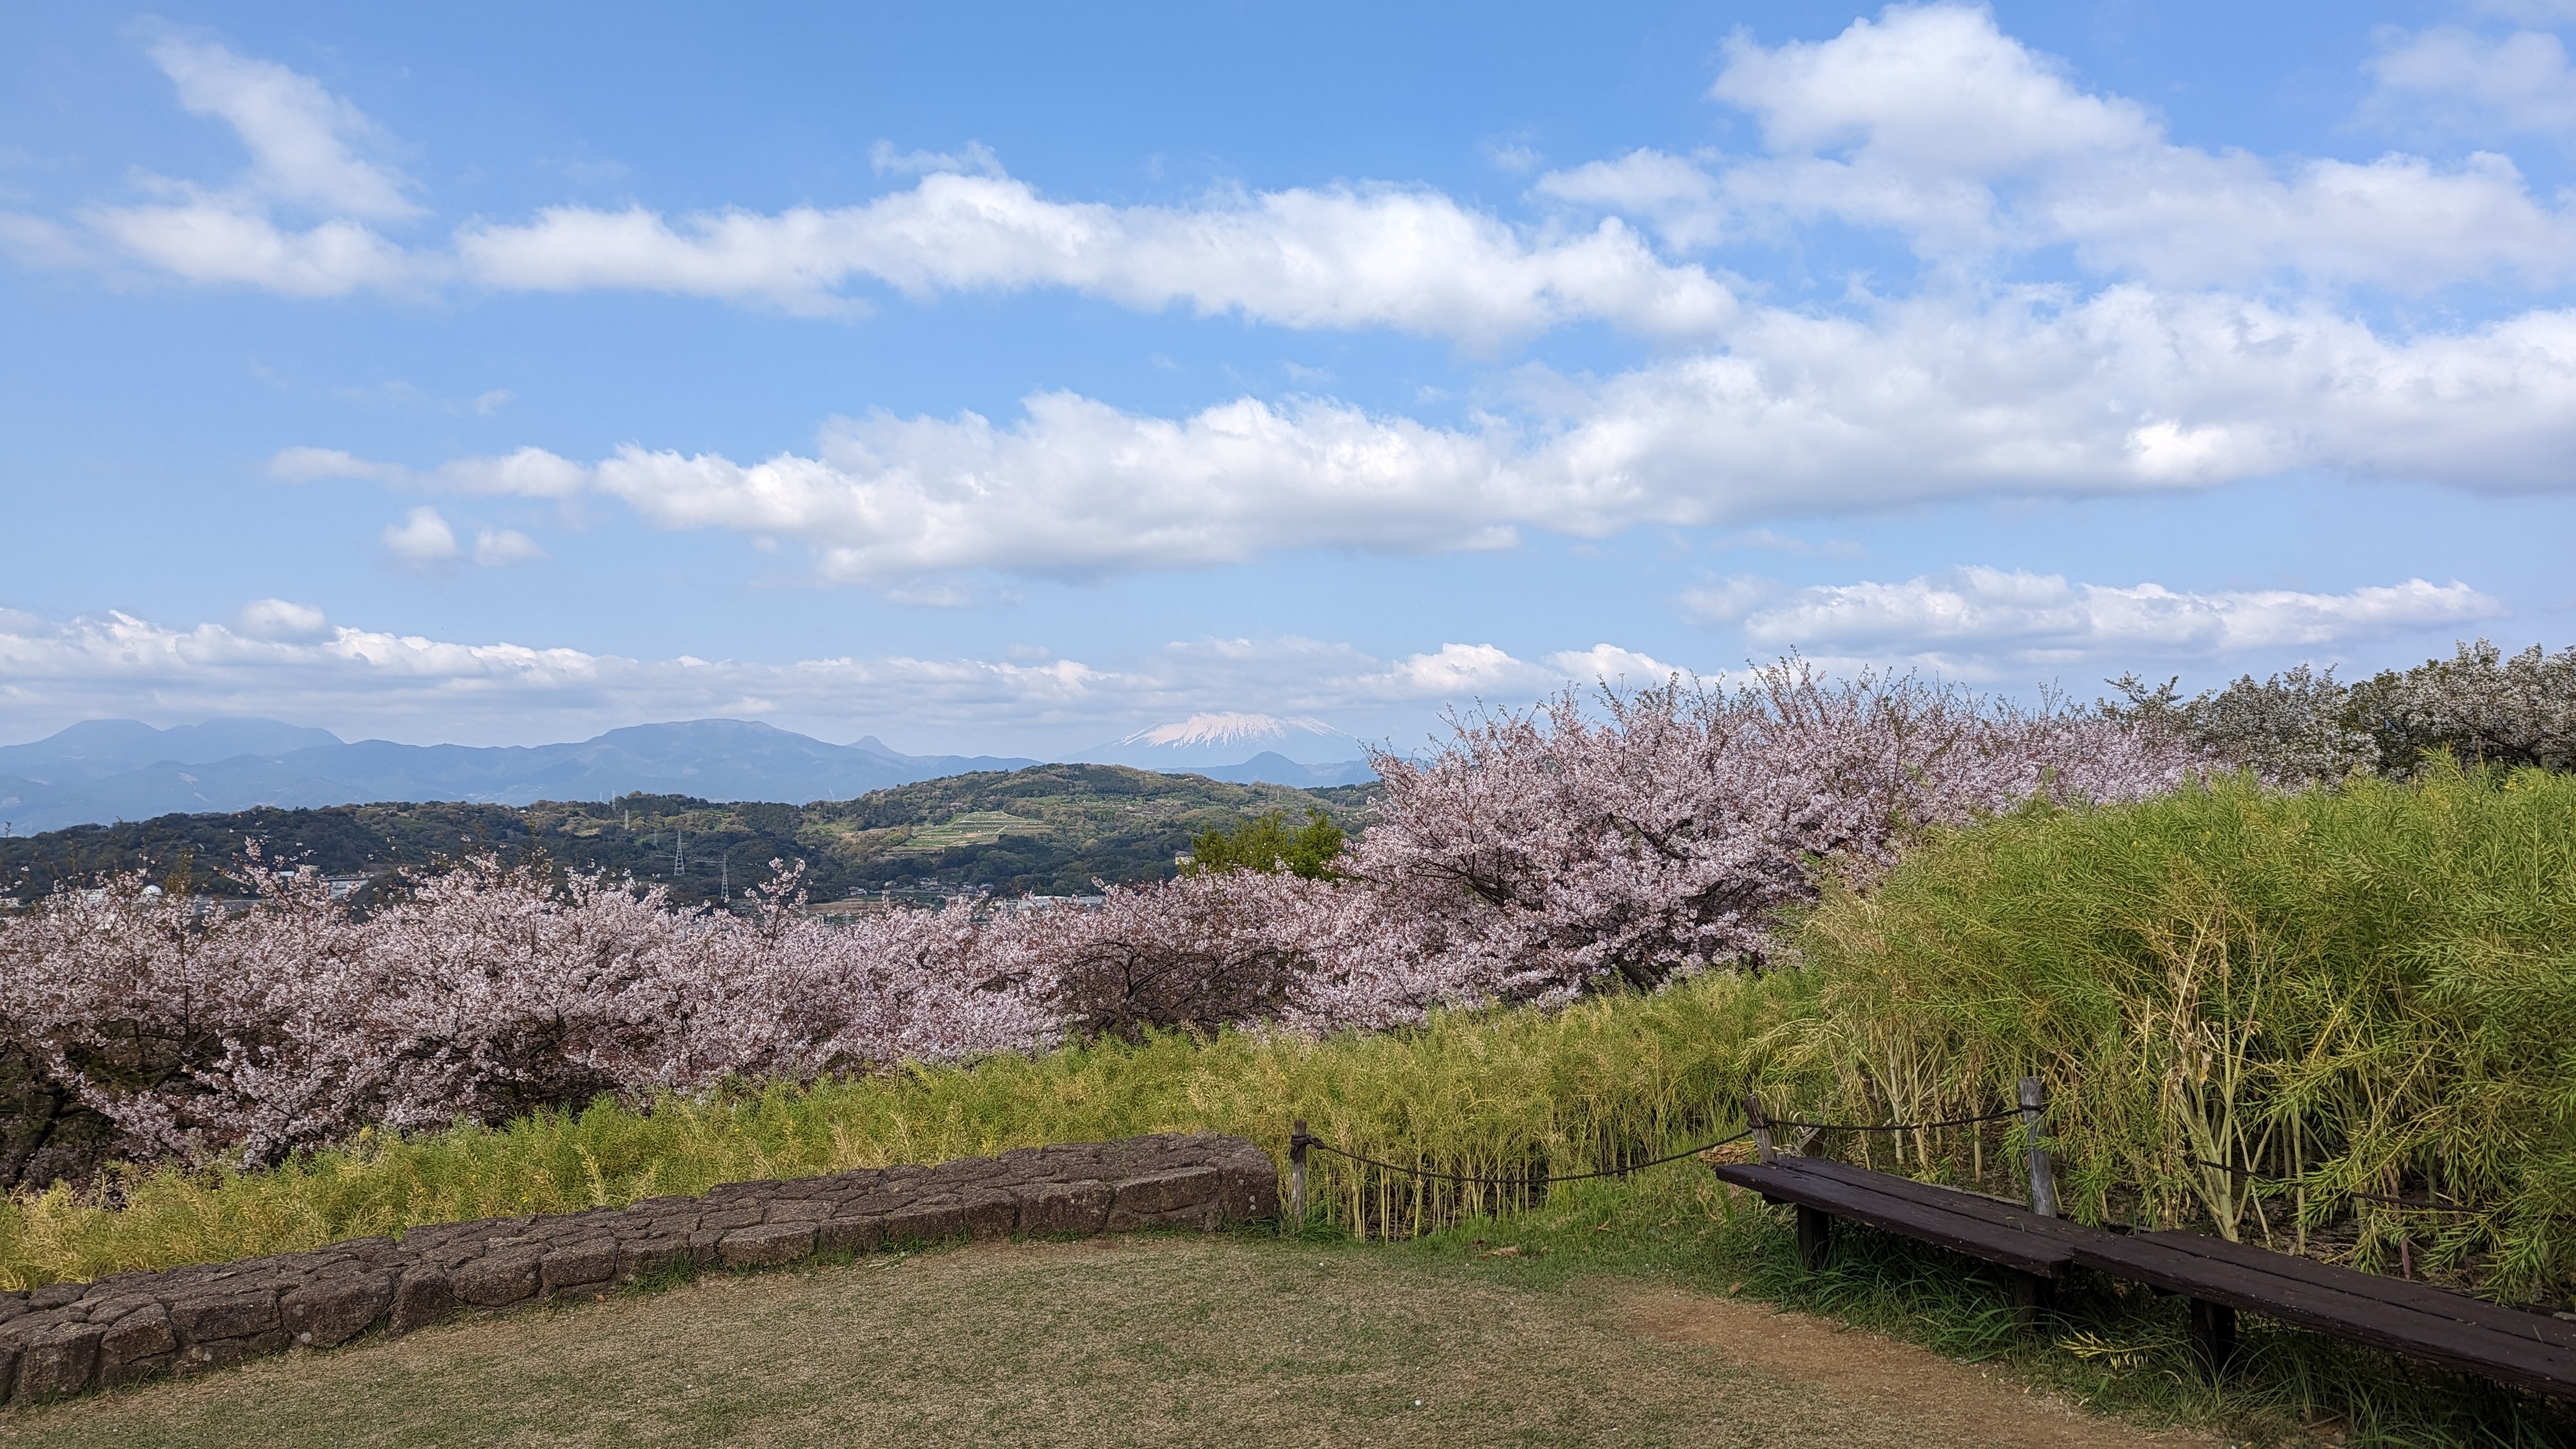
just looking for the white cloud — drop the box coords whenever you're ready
[297,283,2576,582]
[433,447,592,498]
[54,39,1736,335]
[66,43,1742,338]
[1713,566,2504,673]
[1531,148,1725,247]
[0,213,89,269]
[235,597,330,641]
[381,506,459,564]
[47,13,2576,323]
[372,507,549,569]
[472,528,548,567]
[2363,26,2576,137]
[868,139,1004,177]
[632,394,1529,578]
[83,194,419,296]
[1523,6,2576,291]
[1372,642,1545,698]
[0,590,2508,751]
[1676,576,1780,627]
[453,175,1740,342]
[275,444,588,498]
[62,38,427,296]
[1545,643,1685,684]
[0,607,1663,750]
[145,37,419,220]
[270,446,403,483]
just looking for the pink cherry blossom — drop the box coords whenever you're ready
[0,660,2207,1179]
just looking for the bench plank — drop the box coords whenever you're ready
[2076,1234,2576,1398]
[1715,1154,2576,1399]
[1772,1158,2101,1246]
[2125,1230,2576,1353]
[1710,1159,2078,1277]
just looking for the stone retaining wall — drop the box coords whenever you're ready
[0,1132,1277,1406]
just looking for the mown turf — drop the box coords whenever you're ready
[11,1163,2573,1446]
[0,1231,2179,1449]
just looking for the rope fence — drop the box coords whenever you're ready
[1293,1127,1754,1191]
[1775,1107,2023,1132]
[1282,1087,2056,1235]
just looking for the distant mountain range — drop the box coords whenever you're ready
[0,715,1377,832]
[0,763,1377,907]
[1183,752,1377,788]
[0,719,1036,833]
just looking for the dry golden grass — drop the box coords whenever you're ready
[0,1234,2200,1448]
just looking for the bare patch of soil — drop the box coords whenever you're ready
[1618,1286,2215,1449]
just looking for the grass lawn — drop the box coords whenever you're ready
[0,1230,2195,1449]
[19,1160,2573,1446]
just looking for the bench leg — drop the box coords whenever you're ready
[2011,1272,2052,1333]
[1795,1204,1832,1273]
[2187,1298,2237,1380]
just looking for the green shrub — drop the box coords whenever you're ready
[1183,809,1347,878]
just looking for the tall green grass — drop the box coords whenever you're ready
[0,969,1800,1290]
[1793,763,2576,1301]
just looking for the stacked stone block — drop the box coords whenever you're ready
[0,1131,1276,1406]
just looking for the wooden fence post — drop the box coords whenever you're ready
[1289,1119,1309,1237]
[1747,1095,1775,1165]
[2020,1077,2059,1219]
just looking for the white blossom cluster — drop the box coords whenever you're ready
[0,662,2204,1176]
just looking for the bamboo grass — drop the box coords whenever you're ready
[1793,763,2576,1301]
[0,969,1801,1289]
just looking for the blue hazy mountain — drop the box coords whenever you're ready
[0,718,1038,832]
[1181,752,1377,788]
[0,717,344,784]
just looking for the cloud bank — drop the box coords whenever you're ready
[1683,567,2504,675]
[32,10,2576,318]
[284,289,2576,580]
[0,606,1676,748]
[80,8,2542,586]
[0,570,2492,746]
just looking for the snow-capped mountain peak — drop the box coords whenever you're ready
[1117,713,1340,751]
[1074,712,1358,770]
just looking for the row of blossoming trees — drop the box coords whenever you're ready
[0,663,2205,1184]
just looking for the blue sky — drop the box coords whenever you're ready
[4,1,2573,756]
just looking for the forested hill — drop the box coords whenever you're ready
[0,764,1376,908]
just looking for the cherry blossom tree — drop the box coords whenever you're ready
[0,659,2212,1181]
[1337,661,2203,1002]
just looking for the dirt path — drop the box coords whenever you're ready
[2,1236,2209,1447]
[1620,1287,2209,1449]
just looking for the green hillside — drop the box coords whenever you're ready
[0,766,1376,909]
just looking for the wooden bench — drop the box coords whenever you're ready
[1708,1087,2576,1399]
[1709,1153,2088,1324]
[2073,1228,2576,1400]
